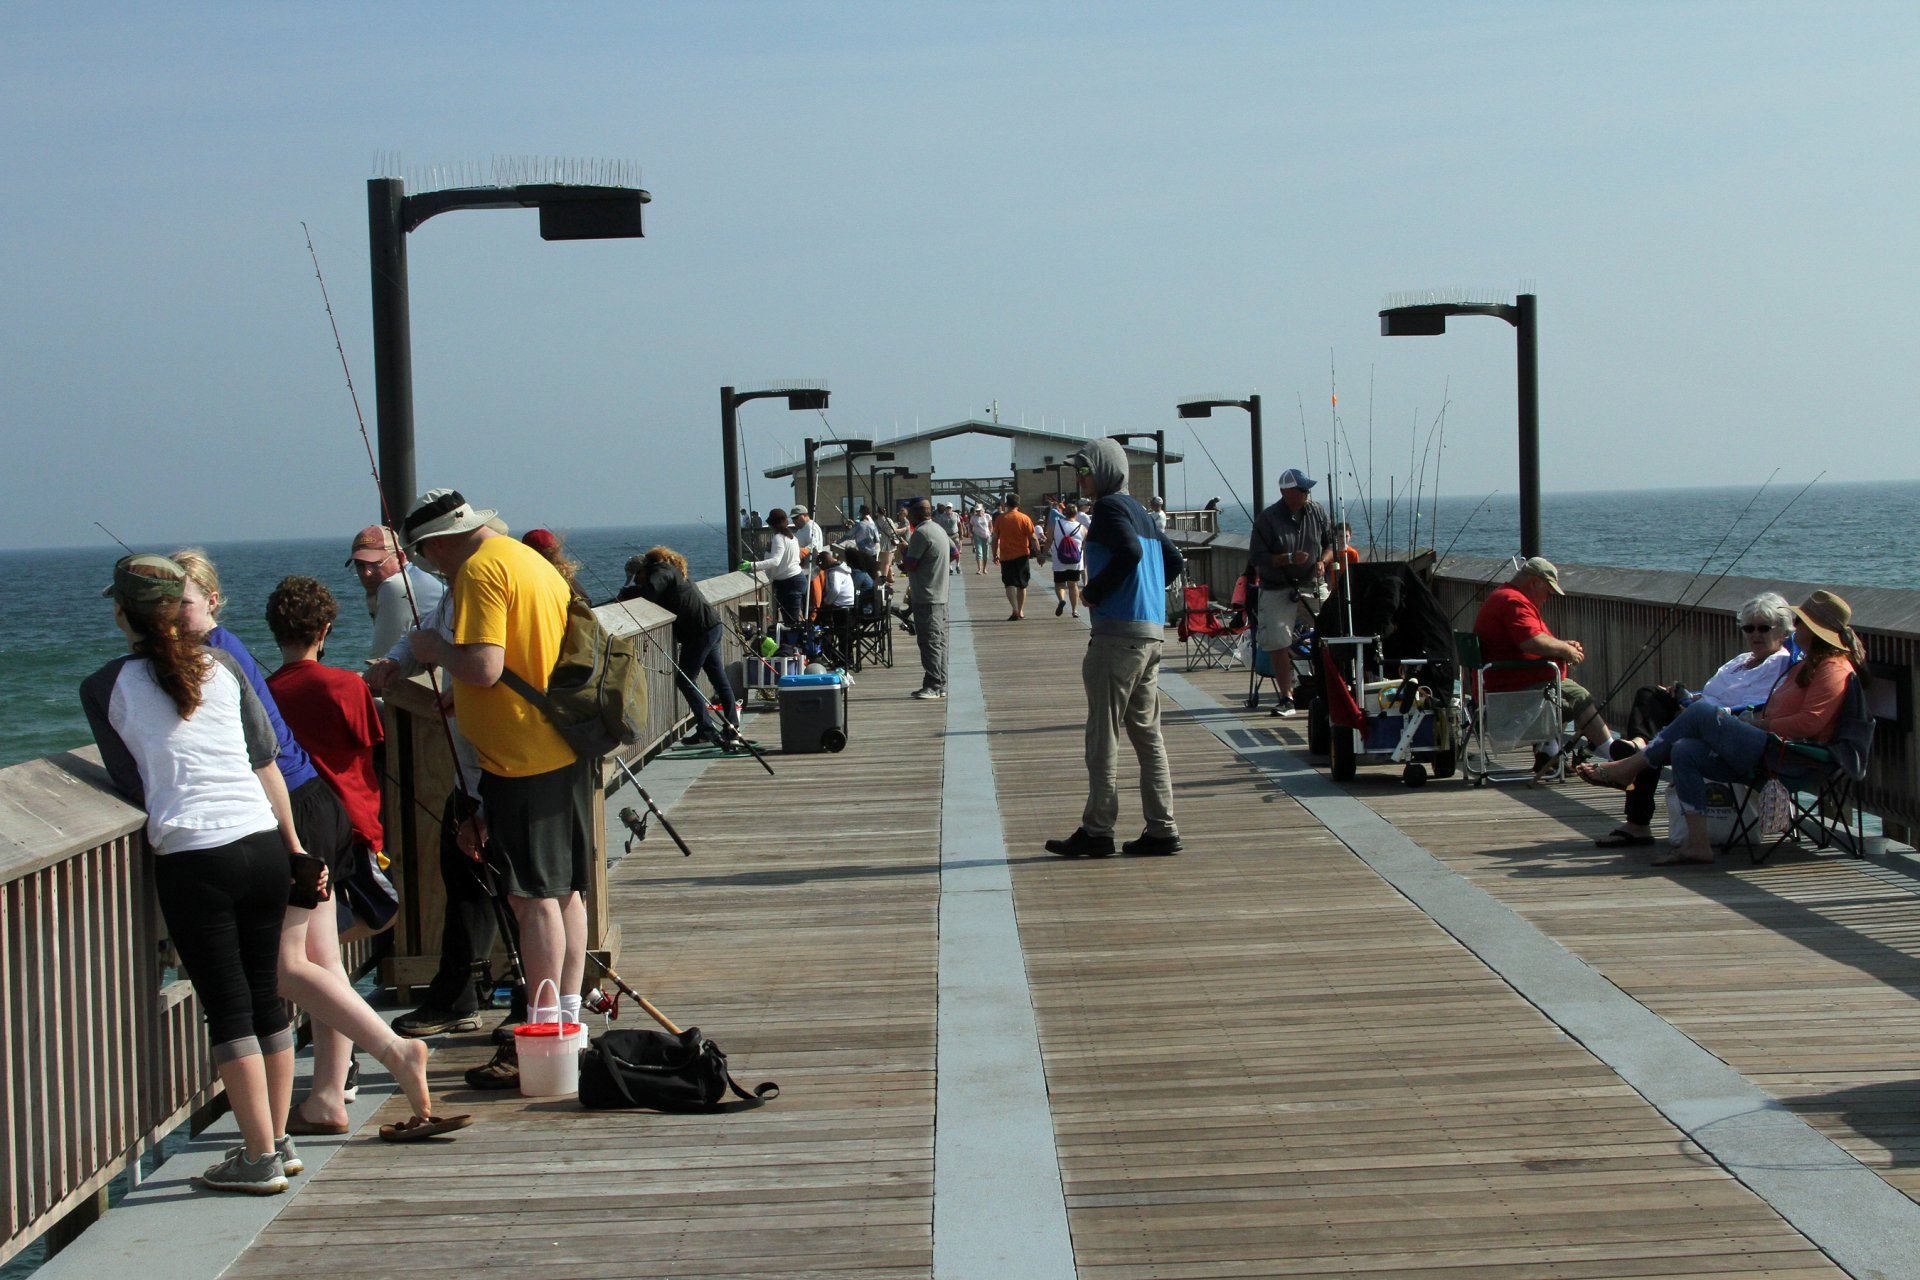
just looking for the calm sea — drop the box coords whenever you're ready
[4,482,1915,770]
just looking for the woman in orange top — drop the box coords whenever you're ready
[1579,590,1864,865]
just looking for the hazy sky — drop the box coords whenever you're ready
[3,2,1914,550]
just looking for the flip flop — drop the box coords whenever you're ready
[378,1114,475,1143]
[1593,829,1655,848]
[1650,852,1715,867]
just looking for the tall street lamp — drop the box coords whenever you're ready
[1379,292,1540,557]
[720,382,829,567]
[367,164,649,520]
[841,446,893,517]
[833,439,874,525]
[1177,394,1265,514]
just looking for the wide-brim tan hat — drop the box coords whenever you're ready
[402,489,500,548]
[1790,589,1853,650]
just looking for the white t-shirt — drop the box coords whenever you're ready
[969,512,992,541]
[81,649,280,854]
[751,533,805,582]
[1699,648,1792,710]
[795,520,825,556]
[370,563,445,662]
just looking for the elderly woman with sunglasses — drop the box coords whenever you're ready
[1589,592,1799,848]
[1580,590,1865,865]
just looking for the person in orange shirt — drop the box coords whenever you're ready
[1580,590,1864,866]
[991,494,1039,621]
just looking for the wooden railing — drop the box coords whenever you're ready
[0,569,763,1266]
[1168,534,1920,837]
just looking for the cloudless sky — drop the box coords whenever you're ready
[2,2,1914,550]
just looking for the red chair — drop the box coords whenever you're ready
[1179,584,1243,670]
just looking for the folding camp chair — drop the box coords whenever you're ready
[1456,630,1569,785]
[846,581,894,670]
[1179,584,1242,671]
[1728,673,1874,863]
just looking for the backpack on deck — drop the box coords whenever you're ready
[498,596,648,758]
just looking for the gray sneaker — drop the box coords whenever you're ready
[911,687,947,700]
[226,1133,303,1175]
[198,1149,288,1195]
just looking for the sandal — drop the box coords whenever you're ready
[1575,763,1632,792]
[284,1105,349,1137]
[1593,828,1655,848]
[1650,851,1715,867]
[379,1114,474,1142]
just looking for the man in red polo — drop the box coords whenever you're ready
[1473,556,1617,762]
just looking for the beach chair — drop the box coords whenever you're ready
[1456,630,1568,785]
[1727,673,1874,863]
[1179,585,1241,671]
[846,581,894,670]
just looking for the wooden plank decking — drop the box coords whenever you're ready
[201,569,1920,1279]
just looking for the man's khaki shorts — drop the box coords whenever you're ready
[1256,581,1328,653]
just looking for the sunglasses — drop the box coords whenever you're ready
[1741,623,1774,634]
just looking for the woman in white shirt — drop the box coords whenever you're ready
[969,505,994,574]
[1595,592,1797,847]
[748,507,808,630]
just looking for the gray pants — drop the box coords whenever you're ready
[1081,634,1176,839]
[911,602,948,691]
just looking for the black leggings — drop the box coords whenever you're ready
[153,829,293,1063]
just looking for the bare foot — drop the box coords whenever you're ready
[377,1037,433,1120]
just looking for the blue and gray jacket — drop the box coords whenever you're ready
[1073,437,1184,639]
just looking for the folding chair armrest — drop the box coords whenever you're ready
[1483,658,1560,674]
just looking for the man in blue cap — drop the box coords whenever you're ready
[1246,467,1333,717]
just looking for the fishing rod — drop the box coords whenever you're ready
[1184,426,1251,524]
[1596,469,1818,717]
[1433,490,1498,568]
[94,522,135,553]
[608,754,695,857]
[303,224,488,848]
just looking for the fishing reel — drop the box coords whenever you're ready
[618,805,652,852]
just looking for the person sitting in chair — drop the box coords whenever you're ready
[1593,592,1797,848]
[1471,556,1617,771]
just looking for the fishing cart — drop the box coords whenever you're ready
[1307,562,1462,787]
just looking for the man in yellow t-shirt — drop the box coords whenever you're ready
[402,488,588,1090]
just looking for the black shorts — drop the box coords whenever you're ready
[479,759,594,899]
[289,775,354,876]
[1000,558,1032,589]
[1053,569,1082,586]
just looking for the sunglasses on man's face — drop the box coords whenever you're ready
[1741,623,1774,634]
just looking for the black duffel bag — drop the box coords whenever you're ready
[578,1027,779,1111]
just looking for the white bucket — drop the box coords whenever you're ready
[515,979,586,1098]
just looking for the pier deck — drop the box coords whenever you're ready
[67,571,1920,1279]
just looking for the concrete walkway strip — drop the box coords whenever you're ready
[1160,669,1920,1280]
[933,581,1077,1280]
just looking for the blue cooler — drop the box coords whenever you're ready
[777,673,849,754]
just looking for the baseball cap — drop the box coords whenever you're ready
[345,525,400,567]
[1520,556,1565,595]
[791,504,810,517]
[1277,468,1316,491]
[102,553,187,605]
[522,528,560,554]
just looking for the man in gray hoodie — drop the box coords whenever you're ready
[1044,437,1186,858]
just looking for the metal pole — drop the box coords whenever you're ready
[1515,293,1541,558]
[844,450,857,523]
[721,387,741,568]
[1248,393,1266,515]
[367,178,415,523]
[803,437,818,518]
[1154,429,1168,502]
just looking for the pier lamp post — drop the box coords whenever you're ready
[881,465,910,515]
[719,383,829,567]
[841,447,892,517]
[1109,430,1169,501]
[367,167,650,522]
[1379,292,1540,557]
[1177,395,1264,514]
[833,439,873,526]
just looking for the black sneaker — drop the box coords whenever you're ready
[491,1018,526,1046]
[465,1044,519,1090]
[1044,828,1116,858]
[1122,832,1183,857]
[392,1005,481,1038]
[1055,599,1067,616]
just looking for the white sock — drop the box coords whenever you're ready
[560,994,582,1022]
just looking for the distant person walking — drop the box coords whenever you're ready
[1046,498,1088,618]
[992,495,1038,620]
[1046,439,1185,859]
[902,499,952,700]
[969,504,993,573]
[346,524,442,664]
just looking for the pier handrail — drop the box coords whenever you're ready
[0,569,762,1267]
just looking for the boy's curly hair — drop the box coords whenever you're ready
[265,575,339,648]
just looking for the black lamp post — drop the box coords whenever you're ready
[367,169,649,522]
[840,447,892,517]
[833,439,874,526]
[720,383,830,567]
[1379,292,1540,557]
[882,465,910,515]
[1177,395,1264,514]
[1109,430,1169,500]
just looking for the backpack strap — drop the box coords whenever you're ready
[497,667,564,727]
[727,1072,780,1104]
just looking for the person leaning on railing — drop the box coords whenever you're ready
[1579,590,1865,867]
[1591,591,1797,848]
[81,555,311,1195]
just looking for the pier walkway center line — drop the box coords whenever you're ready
[932,577,1077,1280]
[1160,668,1920,1280]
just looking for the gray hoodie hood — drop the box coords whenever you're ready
[1073,437,1129,498]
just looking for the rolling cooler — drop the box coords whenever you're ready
[777,672,849,754]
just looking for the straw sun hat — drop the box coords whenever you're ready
[1790,589,1857,651]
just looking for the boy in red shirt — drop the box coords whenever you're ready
[1471,557,1616,764]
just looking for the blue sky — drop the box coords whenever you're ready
[2,2,1914,548]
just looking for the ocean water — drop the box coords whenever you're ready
[0,522,730,770]
[4,482,1915,770]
